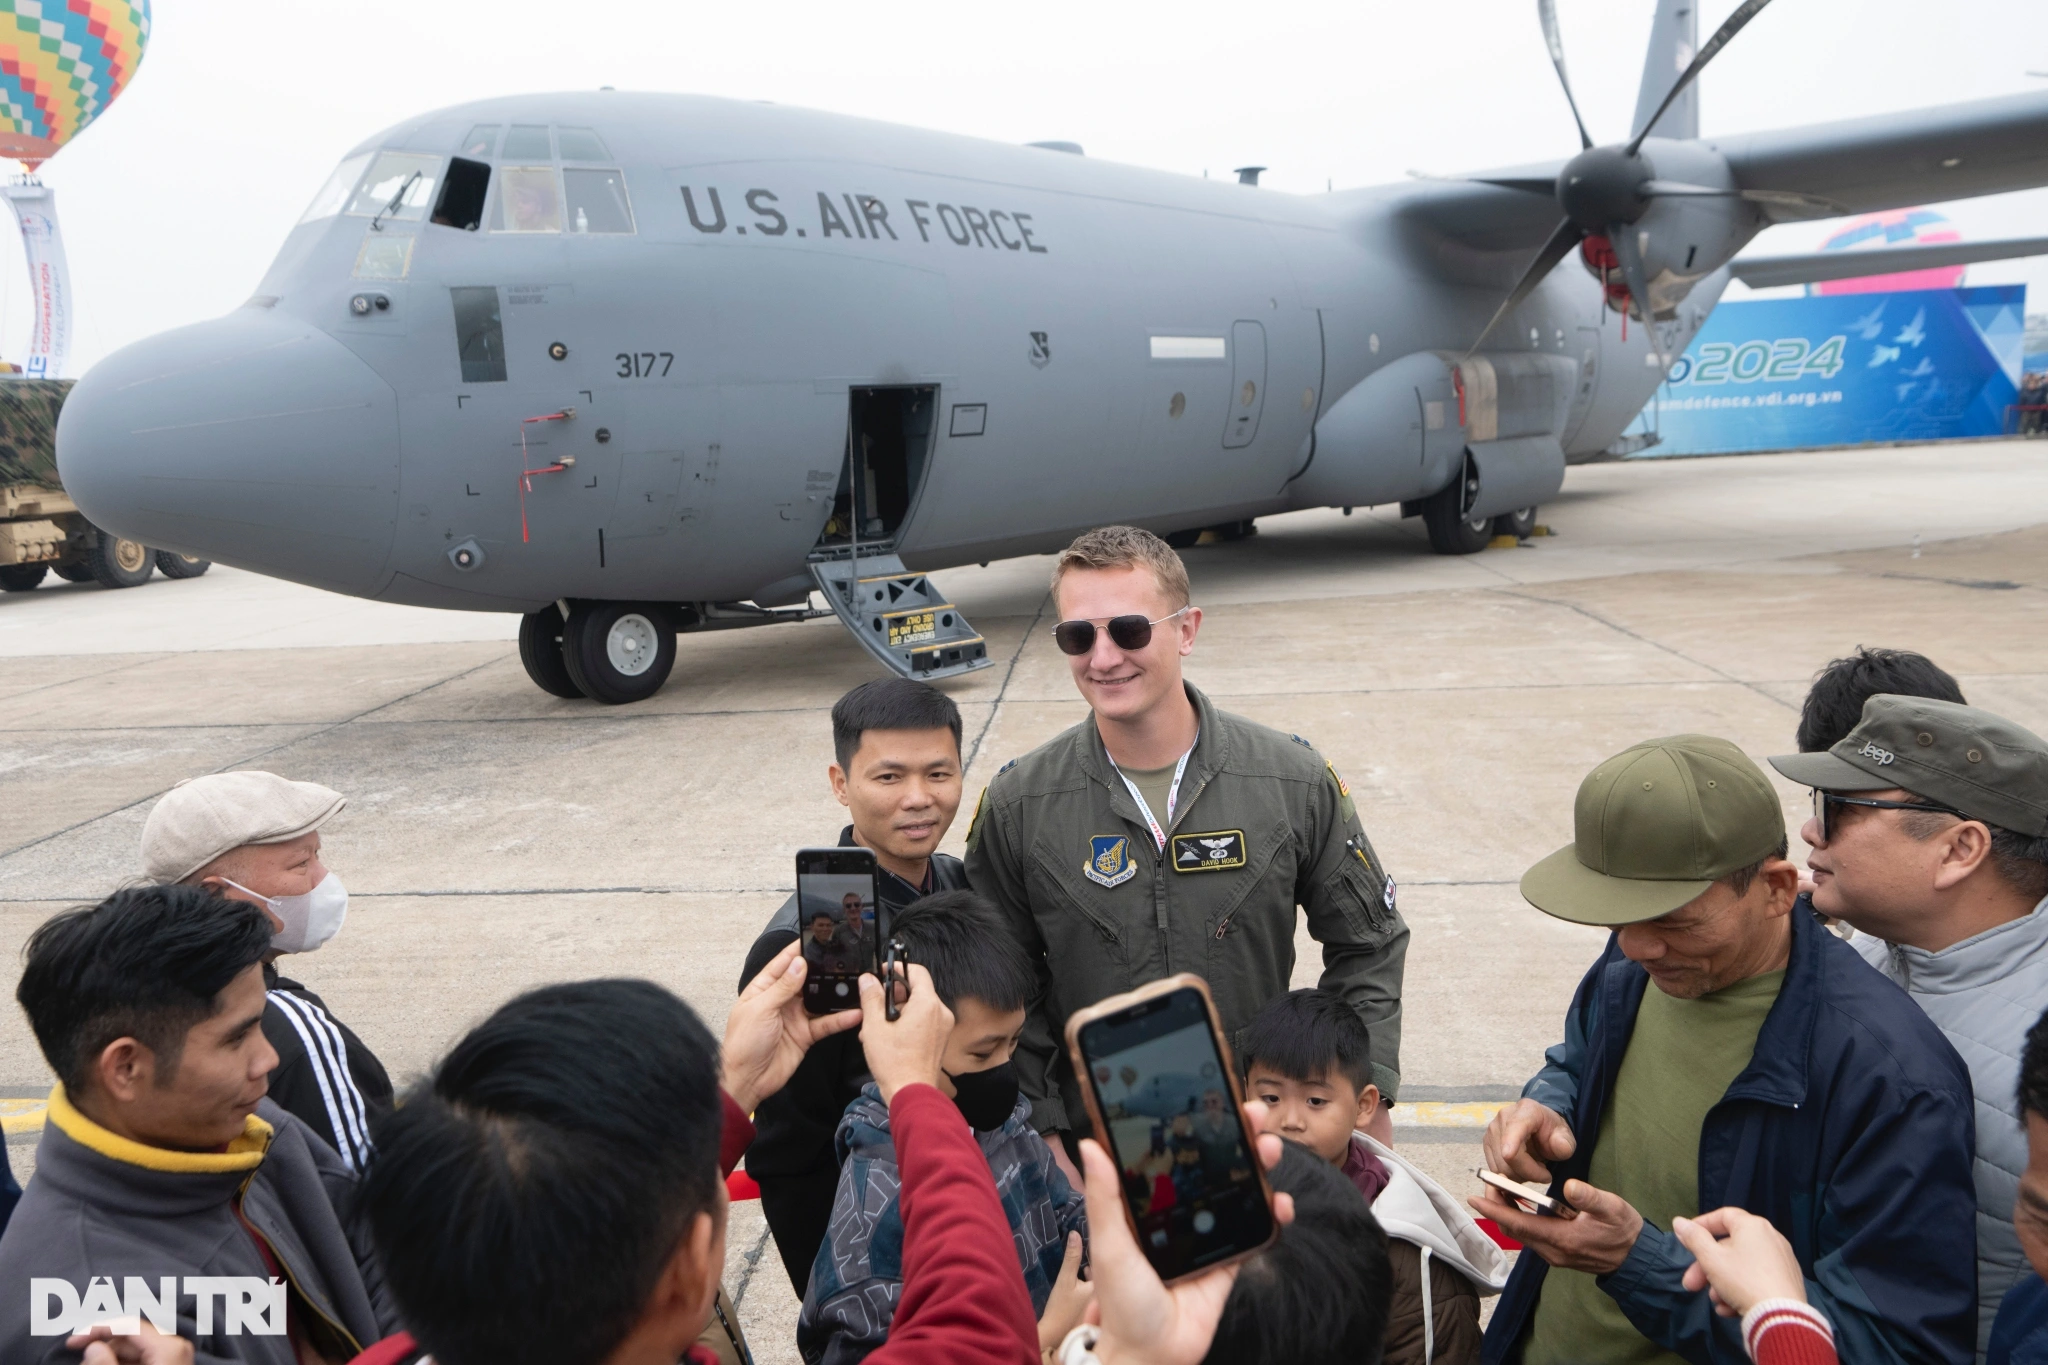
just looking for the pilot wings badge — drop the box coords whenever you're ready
[1084,834,1136,888]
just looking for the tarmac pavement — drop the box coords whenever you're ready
[1,439,2047,1358]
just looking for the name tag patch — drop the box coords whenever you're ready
[1084,834,1138,888]
[1172,830,1246,872]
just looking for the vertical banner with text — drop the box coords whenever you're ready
[2,182,70,379]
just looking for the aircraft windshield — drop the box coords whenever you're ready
[345,152,442,221]
[564,169,633,233]
[495,167,562,233]
[298,152,371,226]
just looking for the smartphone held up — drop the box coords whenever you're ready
[794,847,883,1016]
[1066,974,1279,1283]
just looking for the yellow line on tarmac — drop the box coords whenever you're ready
[2,1098,47,1135]
[1394,1101,1499,1129]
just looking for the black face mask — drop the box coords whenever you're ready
[945,1060,1020,1131]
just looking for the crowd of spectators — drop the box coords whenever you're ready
[0,530,2045,1365]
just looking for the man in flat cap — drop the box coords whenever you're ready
[1774,696,2048,1359]
[1475,735,1978,1365]
[141,770,391,1171]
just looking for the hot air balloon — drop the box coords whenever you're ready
[0,0,149,377]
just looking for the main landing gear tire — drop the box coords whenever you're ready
[0,564,46,591]
[1420,460,1493,555]
[156,551,212,579]
[87,531,155,588]
[518,608,585,699]
[1495,507,1537,539]
[560,601,677,705]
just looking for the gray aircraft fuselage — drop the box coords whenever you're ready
[55,90,1696,612]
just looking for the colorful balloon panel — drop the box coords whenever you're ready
[0,0,148,169]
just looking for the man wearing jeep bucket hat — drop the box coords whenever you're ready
[1476,734,1978,1365]
[1774,695,2048,1360]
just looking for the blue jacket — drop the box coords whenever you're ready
[1482,905,1979,1365]
[1990,1274,2048,1365]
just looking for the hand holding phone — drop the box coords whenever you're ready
[1477,1168,1575,1219]
[858,962,951,1103]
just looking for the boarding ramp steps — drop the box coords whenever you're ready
[808,551,993,681]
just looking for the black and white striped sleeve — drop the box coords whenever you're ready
[267,988,376,1173]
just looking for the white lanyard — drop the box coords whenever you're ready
[1112,735,1197,853]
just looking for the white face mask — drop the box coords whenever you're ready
[221,872,349,954]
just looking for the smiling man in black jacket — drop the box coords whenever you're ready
[738,676,970,1293]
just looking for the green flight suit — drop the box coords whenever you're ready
[965,683,1408,1135]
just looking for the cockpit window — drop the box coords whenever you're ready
[345,152,441,221]
[433,157,491,231]
[563,169,634,233]
[459,124,499,158]
[557,127,611,162]
[451,287,508,383]
[494,167,562,233]
[501,124,552,159]
[298,152,370,225]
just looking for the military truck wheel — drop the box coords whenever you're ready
[1494,507,1537,539]
[52,563,92,583]
[518,608,585,699]
[1420,459,1492,555]
[155,551,212,579]
[87,532,155,588]
[1162,529,1201,549]
[560,602,676,705]
[0,564,46,591]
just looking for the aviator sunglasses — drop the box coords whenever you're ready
[1812,788,1965,843]
[1052,606,1191,656]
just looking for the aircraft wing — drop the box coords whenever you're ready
[1730,235,2048,289]
[1716,90,2048,222]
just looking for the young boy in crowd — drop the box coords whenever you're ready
[1240,988,1507,1365]
[798,890,1087,1365]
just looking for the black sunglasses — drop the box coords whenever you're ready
[1812,789,1966,843]
[1052,606,1190,656]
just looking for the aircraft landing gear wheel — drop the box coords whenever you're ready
[156,551,212,579]
[1495,507,1537,539]
[86,531,155,588]
[518,608,585,699]
[0,564,46,591]
[560,601,676,705]
[1420,461,1492,555]
[1163,529,1201,550]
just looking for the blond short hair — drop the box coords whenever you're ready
[1052,525,1191,610]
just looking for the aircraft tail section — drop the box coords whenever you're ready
[1631,0,1699,142]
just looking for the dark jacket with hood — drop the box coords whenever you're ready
[261,963,393,1175]
[1482,905,1978,1365]
[0,1086,400,1364]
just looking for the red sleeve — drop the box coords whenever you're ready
[867,1084,1038,1365]
[346,1334,420,1365]
[1750,1313,1838,1365]
[720,1090,756,1179]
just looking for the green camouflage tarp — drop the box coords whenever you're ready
[0,378,71,491]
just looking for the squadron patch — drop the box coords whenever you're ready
[1083,835,1137,888]
[1172,830,1246,872]
[1326,761,1350,798]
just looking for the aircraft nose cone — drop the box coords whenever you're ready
[58,310,399,596]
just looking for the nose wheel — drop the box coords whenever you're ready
[558,601,677,704]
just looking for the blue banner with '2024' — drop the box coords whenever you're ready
[1648,284,2025,456]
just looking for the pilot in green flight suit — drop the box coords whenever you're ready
[965,526,1408,1148]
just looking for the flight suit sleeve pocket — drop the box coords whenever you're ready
[1325,847,1397,943]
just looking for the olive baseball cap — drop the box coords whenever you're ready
[1521,735,1788,926]
[1770,695,2048,837]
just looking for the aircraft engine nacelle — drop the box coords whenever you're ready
[1578,139,1763,322]
[1289,352,1465,510]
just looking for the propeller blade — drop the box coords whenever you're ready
[1738,187,1852,220]
[1611,226,1672,374]
[1466,175,1559,195]
[1465,216,1582,359]
[1639,179,1740,197]
[1537,0,1595,151]
[1626,0,1776,156]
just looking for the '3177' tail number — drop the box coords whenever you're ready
[616,352,675,379]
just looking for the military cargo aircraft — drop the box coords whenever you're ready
[53,0,2048,701]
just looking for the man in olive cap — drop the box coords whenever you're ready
[1476,734,1978,1365]
[141,770,391,1171]
[1774,696,2048,1359]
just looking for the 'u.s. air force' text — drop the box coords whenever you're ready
[676,186,1047,253]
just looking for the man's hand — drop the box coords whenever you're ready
[1674,1207,1808,1318]
[1082,1100,1294,1365]
[65,1322,194,1365]
[720,940,861,1113]
[1038,1231,1095,1355]
[1470,1178,1643,1276]
[1482,1098,1576,1185]
[859,964,951,1103]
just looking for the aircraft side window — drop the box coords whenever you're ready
[433,157,491,231]
[460,124,500,158]
[501,124,553,159]
[494,167,563,234]
[450,286,508,383]
[344,152,441,222]
[556,127,611,161]
[298,152,371,226]
[563,169,634,234]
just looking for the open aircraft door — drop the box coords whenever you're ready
[1224,321,1266,449]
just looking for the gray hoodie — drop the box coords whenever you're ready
[0,1086,400,1364]
[1855,894,2048,1362]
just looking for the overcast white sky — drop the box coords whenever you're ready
[16,0,2048,374]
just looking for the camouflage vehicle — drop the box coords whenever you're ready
[0,378,207,591]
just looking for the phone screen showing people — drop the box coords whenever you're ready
[794,848,879,1015]
[1077,986,1275,1278]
